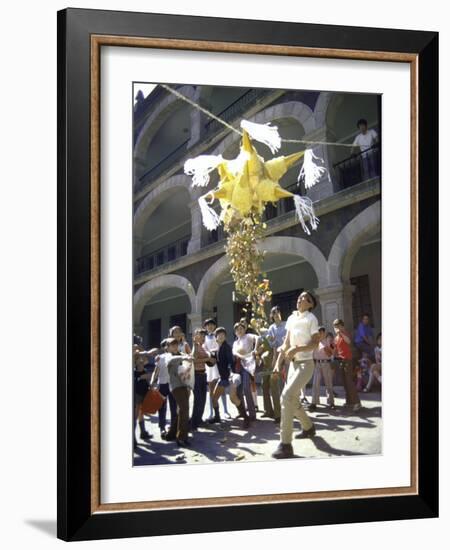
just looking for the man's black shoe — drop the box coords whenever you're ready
[271,443,294,459]
[295,425,316,439]
[308,404,317,412]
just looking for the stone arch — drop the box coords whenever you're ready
[134,274,197,324]
[327,201,381,285]
[133,174,195,241]
[134,85,198,163]
[314,91,333,128]
[211,101,316,157]
[195,236,328,313]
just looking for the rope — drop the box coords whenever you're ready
[160,84,355,148]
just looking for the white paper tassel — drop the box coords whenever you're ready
[298,149,329,189]
[198,195,220,231]
[240,119,281,154]
[184,155,223,187]
[226,150,250,175]
[293,195,319,235]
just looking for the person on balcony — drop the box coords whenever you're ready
[352,118,379,180]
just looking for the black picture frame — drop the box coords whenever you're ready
[57,7,438,541]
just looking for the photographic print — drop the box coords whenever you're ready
[132,83,382,466]
[58,8,438,540]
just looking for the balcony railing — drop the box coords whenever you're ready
[135,236,190,275]
[333,143,380,190]
[203,88,272,137]
[203,224,225,247]
[135,88,274,193]
[137,138,190,190]
[263,182,301,221]
[202,181,301,247]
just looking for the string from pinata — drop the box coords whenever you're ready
[157,85,319,330]
[160,84,355,148]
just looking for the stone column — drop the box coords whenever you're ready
[314,283,355,334]
[187,200,203,255]
[187,86,203,148]
[187,312,203,338]
[187,108,202,148]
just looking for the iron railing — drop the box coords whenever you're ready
[135,236,190,275]
[202,180,303,247]
[333,143,380,190]
[137,138,190,190]
[203,88,272,137]
[136,88,273,192]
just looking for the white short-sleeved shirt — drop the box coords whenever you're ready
[353,129,378,152]
[156,352,170,385]
[232,334,257,375]
[204,333,219,353]
[286,310,319,361]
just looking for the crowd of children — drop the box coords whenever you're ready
[133,310,382,451]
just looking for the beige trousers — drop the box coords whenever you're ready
[280,359,315,444]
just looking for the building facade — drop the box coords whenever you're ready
[133,84,381,348]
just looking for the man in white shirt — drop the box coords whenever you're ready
[272,291,320,459]
[352,118,379,180]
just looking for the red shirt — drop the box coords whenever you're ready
[334,329,352,360]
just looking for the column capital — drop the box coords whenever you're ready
[314,283,355,300]
[187,312,204,333]
[315,283,355,333]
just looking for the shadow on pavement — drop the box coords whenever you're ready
[308,435,366,457]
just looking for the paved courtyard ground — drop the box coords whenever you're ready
[133,386,382,466]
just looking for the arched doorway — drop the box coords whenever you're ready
[196,236,328,337]
[134,185,192,275]
[134,274,196,347]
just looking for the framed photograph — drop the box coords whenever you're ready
[57,8,438,541]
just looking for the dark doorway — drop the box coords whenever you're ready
[169,313,187,335]
[271,288,303,321]
[147,318,162,349]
